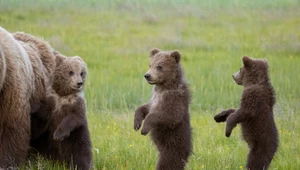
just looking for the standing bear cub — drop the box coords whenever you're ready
[214,56,279,170]
[32,54,92,170]
[134,49,192,170]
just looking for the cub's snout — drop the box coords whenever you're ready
[144,73,151,81]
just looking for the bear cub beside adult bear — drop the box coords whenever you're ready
[134,48,192,170]
[214,56,279,170]
[32,54,92,170]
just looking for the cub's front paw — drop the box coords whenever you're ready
[53,128,70,141]
[225,129,232,137]
[141,129,149,136]
[214,112,229,123]
[214,109,235,123]
[134,119,142,131]
[141,126,151,136]
[225,122,236,138]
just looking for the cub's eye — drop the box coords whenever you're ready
[69,71,74,76]
[156,66,162,70]
[80,72,84,77]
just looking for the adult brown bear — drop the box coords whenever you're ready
[0,27,55,168]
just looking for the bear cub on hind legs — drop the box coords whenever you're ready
[31,54,92,170]
[134,48,192,170]
[214,56,279,170]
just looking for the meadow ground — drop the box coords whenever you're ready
[1,0,300,169]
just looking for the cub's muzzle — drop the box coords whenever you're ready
[144,73,151,81]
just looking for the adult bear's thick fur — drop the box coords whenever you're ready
[0,27,55,168]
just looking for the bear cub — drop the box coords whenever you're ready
[214,56,279,170]
[134,48,192,170]
[32,54,92,170]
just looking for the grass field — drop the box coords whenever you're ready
[1,0,300,169]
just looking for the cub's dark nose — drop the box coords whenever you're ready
[77,82,83,87]
[144,74,151,80]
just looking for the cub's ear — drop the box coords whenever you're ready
[242,56,253,68]
[74,56,88,73]
[171,50,181,63]
[150,48,160,57]
[53,51,66,66]
[74,56,84,62]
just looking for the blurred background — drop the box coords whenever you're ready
[1,0,300,169]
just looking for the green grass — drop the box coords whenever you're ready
[1,0,300,169]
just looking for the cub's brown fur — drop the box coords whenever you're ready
[0,27,55,168]
[134,49,192,170]
[32,55,92,170]
[214,56,279,170]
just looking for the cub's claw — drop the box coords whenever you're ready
[214,109,236,123]
[134,123,141,131]
[141,128,149,136]
[225,121,236,138]
[214,112,228,122]
[53,129,70,141]
[225,130,232,137]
